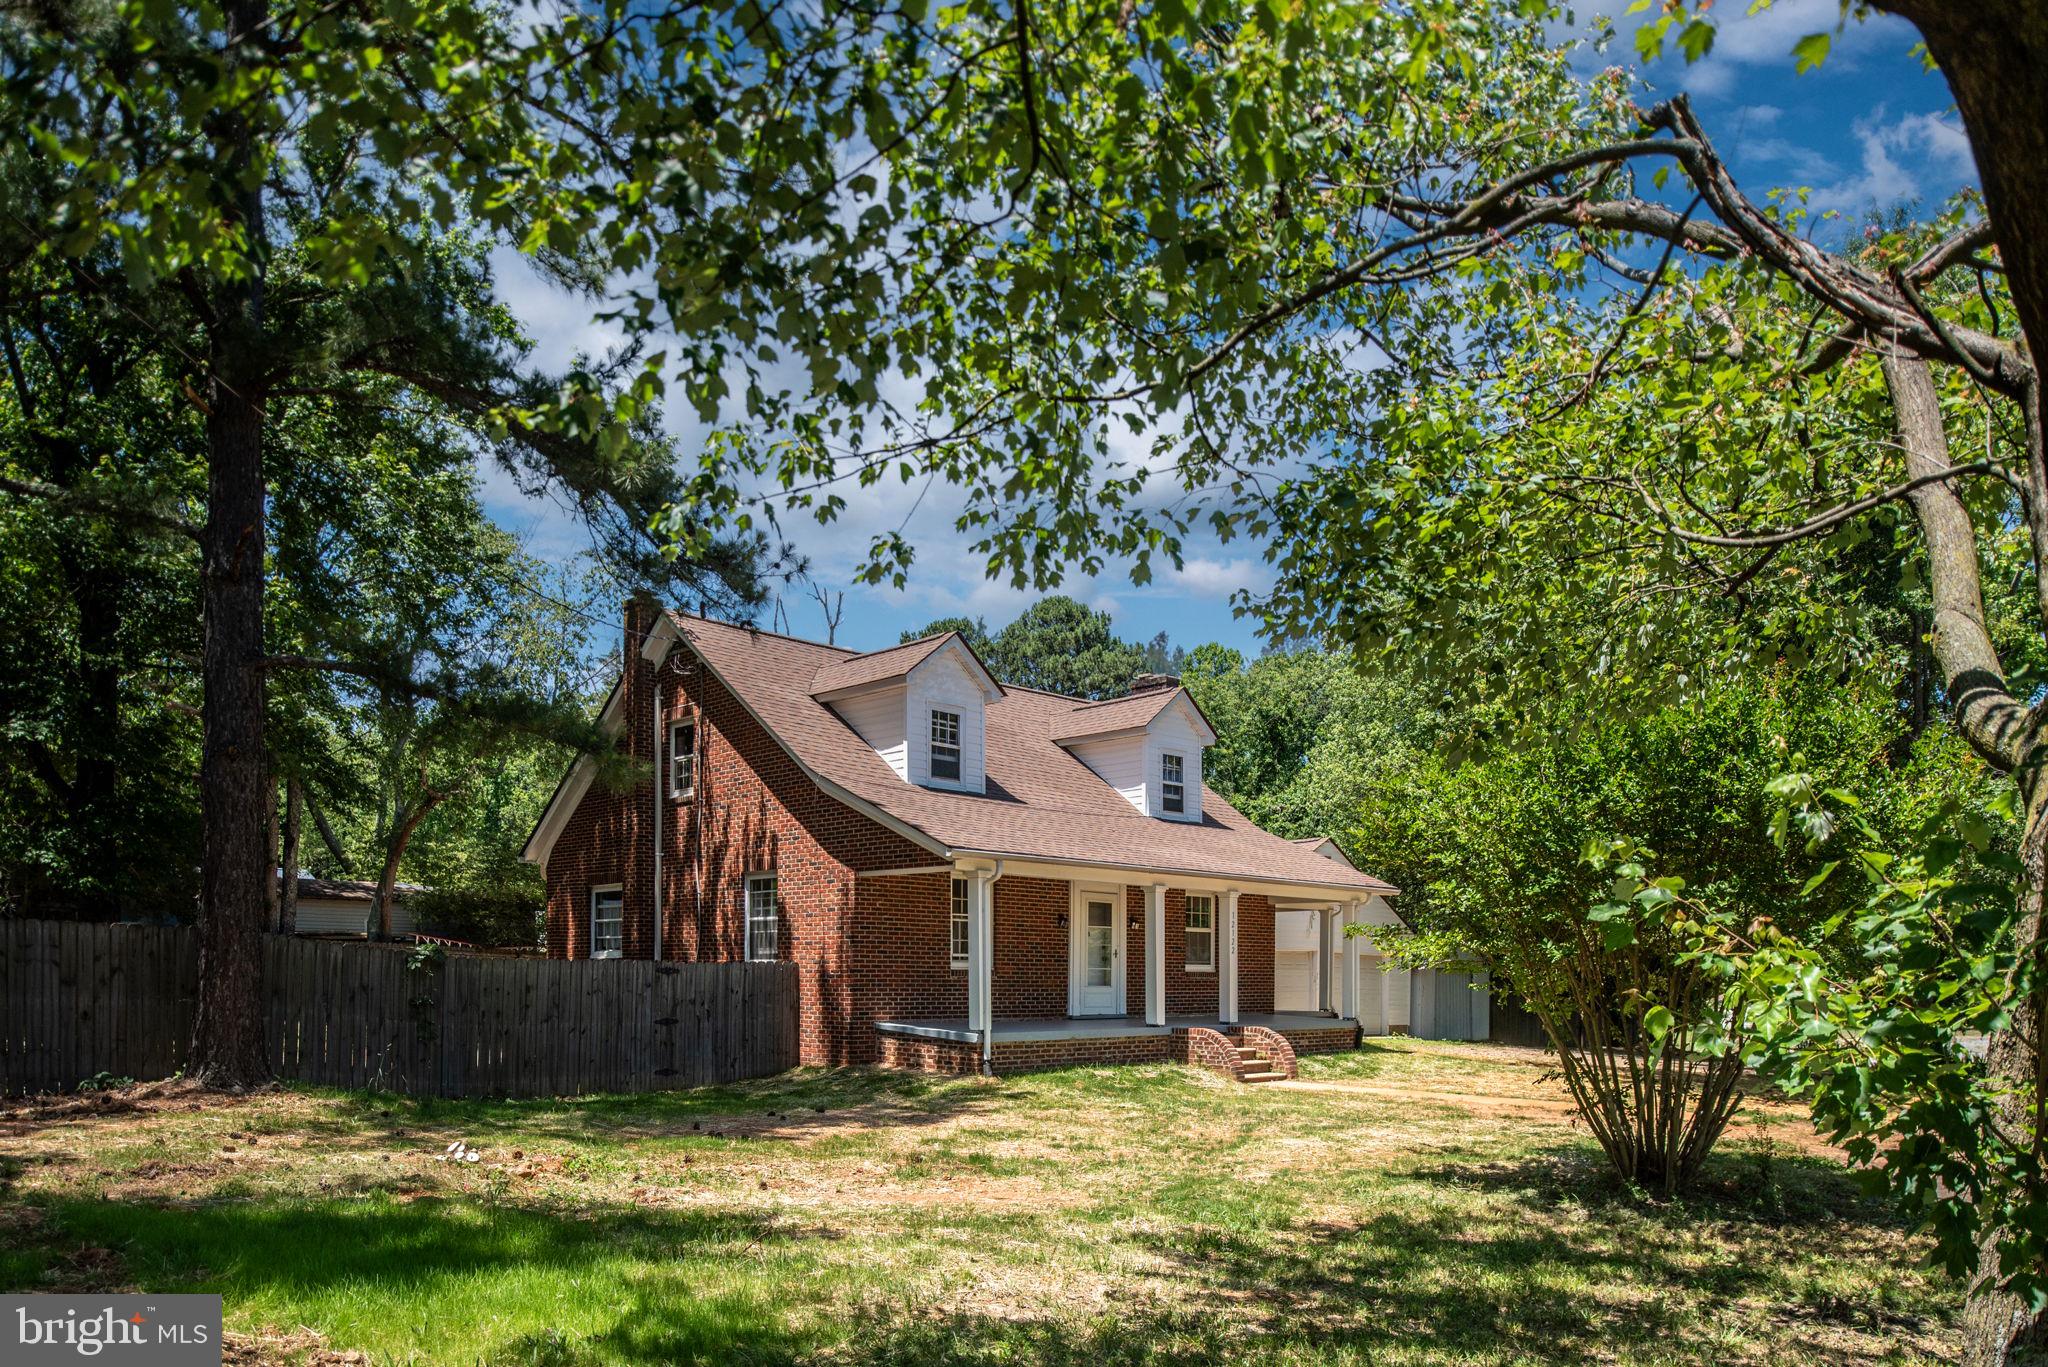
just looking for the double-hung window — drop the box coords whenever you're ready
[745,874,780,961]
[1161,753,1186,814]
[929,709,962,782]
[590,886,624,959]
[950,877,970,969]
[669,718,697,798]
[1185,895,1214,970]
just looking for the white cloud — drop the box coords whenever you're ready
[1811,107,1975,216]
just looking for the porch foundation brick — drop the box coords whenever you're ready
[990,1034,1174,1072]
[1174,1026,1247,1080]
[1280,1025,1362,1055]
[1231,1024,1299,1079]
[877,1034,982,1074]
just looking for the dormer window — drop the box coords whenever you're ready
[1161,754,1185,813]
[930,710,962,782]
[811,633,1001,793]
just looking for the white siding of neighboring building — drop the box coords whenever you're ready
[294,898,414,936]
[1068,733,1148,812]
[1274,951,1318,1011]
[905,648,988,793]
[834,685,910,780]
[1385,964,1412,1032]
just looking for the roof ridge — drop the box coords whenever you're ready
[1067,687,1179,712]
[993,681,1100,704]
[670,609,858,656]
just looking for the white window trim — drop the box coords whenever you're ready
[1161,753,1186,815]
[949,876,970,970]
[589,884,624,960]
[745,872,780,962]
[929,708,963,784]
[668,716,697,799]
[1184,893,1214,971]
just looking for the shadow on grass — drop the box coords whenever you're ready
[221,1066,1009,1155]
[1405,1138,1897,1230]
[1117,1140,1938,1365]
[12,1151,1946,1367]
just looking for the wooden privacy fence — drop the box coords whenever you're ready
[1,919,800,1098]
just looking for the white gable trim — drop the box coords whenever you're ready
[1164,691,1219,746]
[519,677,626,869]
[922,636,1005,704]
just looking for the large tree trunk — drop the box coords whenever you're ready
[1872,9,2048,1345]
[1885,347,2048,1364]
[1963,798,2048,1366]
[1884,3,2048,393]
[278,776,302,934]
[187,0,273,1088]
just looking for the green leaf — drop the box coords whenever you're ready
[1798,861,1840,896]
[1792,32,1831,74]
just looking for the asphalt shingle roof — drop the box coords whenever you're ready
[675,615,1395,895]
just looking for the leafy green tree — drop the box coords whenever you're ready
[985,598,1146,698]
[904,598,1152,697]
[1355,679,1982,1192]
[3,0,844,1074]
[900,616,992,653]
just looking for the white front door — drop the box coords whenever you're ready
[1070,888,1125,1015]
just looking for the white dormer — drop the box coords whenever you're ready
[1051,685,1219,822]
[811,633,1004,794]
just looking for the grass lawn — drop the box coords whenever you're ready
[0,1039,1954,1365]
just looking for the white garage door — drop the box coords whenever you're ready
[1274,951,1318,1011]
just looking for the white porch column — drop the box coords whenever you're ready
[966,870,995,1046]
[1339,899,1363,1022]
[1317,905,1336,1014]
[1144,882,1167,1026]
[1218,888,1240,1024]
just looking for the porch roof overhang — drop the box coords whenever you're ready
[927,852,1401,918]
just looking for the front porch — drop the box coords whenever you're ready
[874,1011,1364,1076]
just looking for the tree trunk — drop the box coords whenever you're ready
[1884,346,2048,1364]
[279,777,302,934]
[264,771,280,930]
[1962,798,2048,1367]
[374,798,438,940]
[187,0,273,1088]
[68,551,123,918]
[1883,2,2048,398]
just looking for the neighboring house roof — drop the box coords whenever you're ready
[1048,686,1217,745]
[521,612,1394,895]
[1290,837,1361,871]
[283,874,423,904]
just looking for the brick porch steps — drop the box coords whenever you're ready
[1234,1044,1286,1083]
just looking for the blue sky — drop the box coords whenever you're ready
[481,0,1974,660]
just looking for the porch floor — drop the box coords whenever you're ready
[875,1011,1348,1045]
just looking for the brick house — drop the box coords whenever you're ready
[521,603,1403,1074]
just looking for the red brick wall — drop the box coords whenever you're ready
[1117,887,1277,1017]
[544,610,936,1066]
[542,609,1301,1068]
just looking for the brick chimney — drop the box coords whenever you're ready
[1128,672,1180,695]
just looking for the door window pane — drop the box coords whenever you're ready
[1086,901,1113,987]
